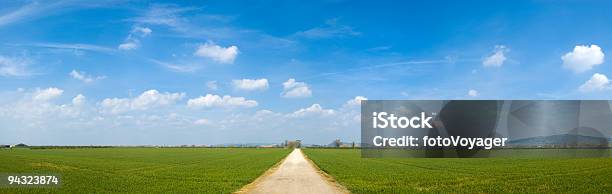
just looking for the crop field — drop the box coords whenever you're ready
[0,148,290,193]
[304,149,612,193]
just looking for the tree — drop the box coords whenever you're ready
[333,139,342,147]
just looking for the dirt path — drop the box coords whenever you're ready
[237,149,348,194]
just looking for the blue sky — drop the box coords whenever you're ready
[1,0,612,145]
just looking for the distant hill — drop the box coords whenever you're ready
[214,143,281,147]
[508,134,609,147]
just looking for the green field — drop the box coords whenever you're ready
[0,148,290,193]
[3,148,611,193]
[304,149,612,193]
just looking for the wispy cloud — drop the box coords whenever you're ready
[206,81,218,90]
[127,4,295,49]
[18,42,116,53]
[305,58,453,80]
[0,1,122,27]
[0,2,43,27]
[126,4,231,39]
[149,59,202,73]
[367,46,392,52]
[0,55,34,77]
[118,26,153,50]
[294,18,361,39]
[127,4,198,27]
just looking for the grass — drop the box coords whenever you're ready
[0,148,291,193]
[304,148,612,193]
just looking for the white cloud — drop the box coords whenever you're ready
[0,86,365,144]
[194,42,239,64]
[1,88,91,127]
[281,78,312,98]
[132,26,152,37]
[562,45,605,73]
[100,98,131,114]
[290,104,335,117]
[206,81,218,90]
[483,45,508,67]
[33,87,63,101]
[118,41,139,50]
[72,94,86,106]
[193,118,211,125]
[118,26,152,50]
[187,94,257,109]
[337,96,366,126]
[232,78,269,91]
[131,90,185,110]
[0,55,32,76]
[69,70,105,83]
[579,73,611,92]
[345,96,367,106]
[468,89,479,97]
[100,90,185,114]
